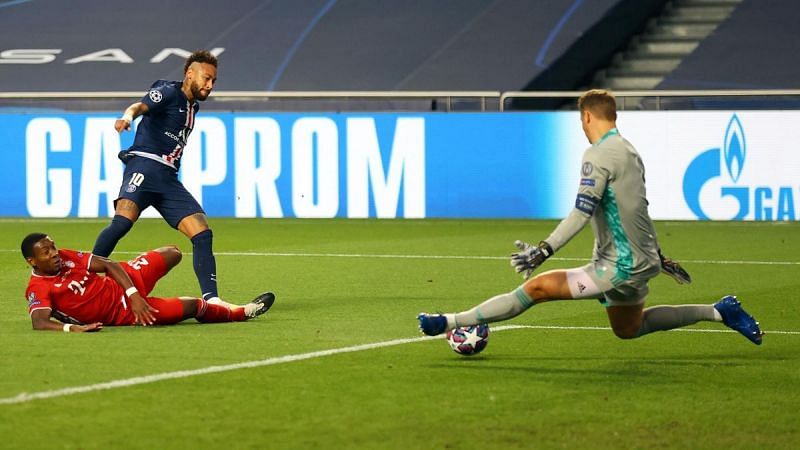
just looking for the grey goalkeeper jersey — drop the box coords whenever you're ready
[545,129,661,282]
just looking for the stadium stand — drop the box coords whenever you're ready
[658,0,800,90]
[591,0,742,91]
[3,0,792,112]
[0,0,631,92]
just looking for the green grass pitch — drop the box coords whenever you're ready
[0,218,798,449]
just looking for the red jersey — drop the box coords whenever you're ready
[25,249,135,325]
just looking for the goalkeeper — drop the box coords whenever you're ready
[418,89,762,345]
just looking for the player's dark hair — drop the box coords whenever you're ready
[578,89,617,121]
[184,50,218,74]
[21,232,48,258]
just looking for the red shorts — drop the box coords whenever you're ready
[115,251,190,325]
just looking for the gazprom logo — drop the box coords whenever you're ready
[723,114,745,183]
[683,114,796,221]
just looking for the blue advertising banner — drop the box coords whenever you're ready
[4,111,797,220]
[0,112,577,219]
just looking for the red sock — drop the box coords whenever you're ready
[195,300,246,323]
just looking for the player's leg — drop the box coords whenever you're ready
[419,268,582,336]
[607,289,762,344]
[93,199,140,257]
[454,269,573,324]
[145,297,246,324]
[599,276,719,339]
[93,160,152,257]
[175,212,274,312]
[121,246,181,296]
[194,294,274,321]
[156,179,224,305]
[608,302,718,340]
[158,178,276,312]
[176,212,223,302]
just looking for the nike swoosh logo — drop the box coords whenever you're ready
[179,108,186,112]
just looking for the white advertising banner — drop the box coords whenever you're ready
[617,111,799,221]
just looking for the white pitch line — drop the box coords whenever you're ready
[0,324,516,406]
[2,248,797,266]
[1,324,797,406]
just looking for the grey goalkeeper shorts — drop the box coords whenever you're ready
[564,261,660,306]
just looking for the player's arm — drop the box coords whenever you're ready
[511,153,609,278]
[115,102,149,133]
[88,255,159,325]
[510,207,591,279]
[30,309,102,332]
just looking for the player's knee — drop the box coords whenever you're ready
[157,245,182,267]
[611,324,640,340]
[523,276,555,301]
[168,245,182,262]
[525,281,547,301]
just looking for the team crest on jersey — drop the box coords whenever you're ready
[148,89,163,103]
[581,162,593,176]
[27,292,41,308]
[126,184,137,193]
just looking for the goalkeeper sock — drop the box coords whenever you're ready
[636,304,718,337]
[92,215,133,257]
[195,300,246,323]
[451,287,534,328]
[191,230,219,301]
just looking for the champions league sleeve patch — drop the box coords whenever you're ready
[148,89,163,103]
[581,162,594,176]
[27,292,41,308]
[575,193,599,215]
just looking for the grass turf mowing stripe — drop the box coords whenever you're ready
[1,324,797,406]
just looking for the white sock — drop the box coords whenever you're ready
[207,297,240,309]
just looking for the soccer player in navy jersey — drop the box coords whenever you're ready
[93,50,273,311]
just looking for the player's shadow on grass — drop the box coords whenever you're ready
[424,355,756,379]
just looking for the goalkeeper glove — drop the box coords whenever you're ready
[510,240,554,279]
[658,249,692,284]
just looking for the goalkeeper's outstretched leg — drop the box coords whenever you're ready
[418,263,762,345]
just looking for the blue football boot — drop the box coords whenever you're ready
[417,313,448,336]
[714,295,763,345]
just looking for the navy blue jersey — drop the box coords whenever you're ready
[127,80,199,171]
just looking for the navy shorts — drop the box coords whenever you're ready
[117,156,204,228]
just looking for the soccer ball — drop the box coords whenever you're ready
[446,324,490,356]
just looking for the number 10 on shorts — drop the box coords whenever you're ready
[126,172,145,193]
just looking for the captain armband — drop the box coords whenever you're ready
[575,194,599,215]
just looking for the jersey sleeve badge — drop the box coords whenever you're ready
[27,292,41,308]
[148,89,163,103]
